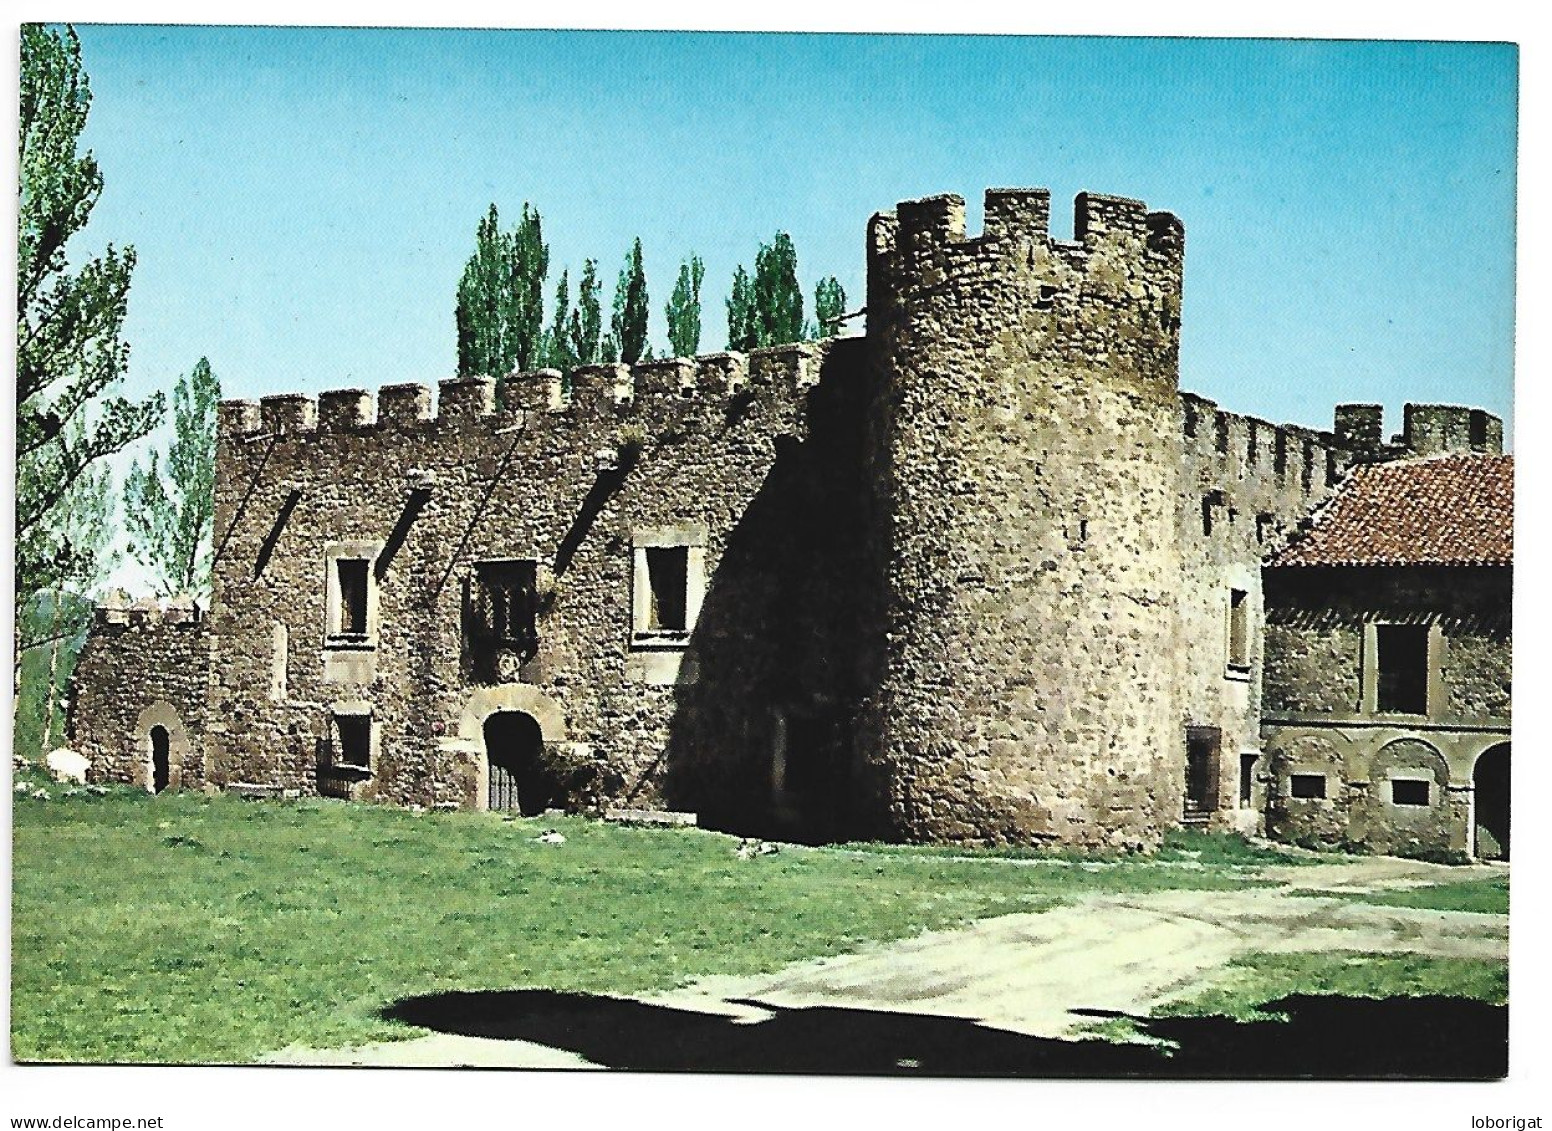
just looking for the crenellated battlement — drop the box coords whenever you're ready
[1181,392,1344,493]
[870,187,1183,288]
[94,590,203,629]
[217,341,831,442]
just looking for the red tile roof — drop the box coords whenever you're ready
[1272,453,1513,568]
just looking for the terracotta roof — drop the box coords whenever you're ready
[1272,453,1513,568]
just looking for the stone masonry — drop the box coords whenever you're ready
[68,185,1509,857]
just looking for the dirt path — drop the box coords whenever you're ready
[264,856,1506,1068]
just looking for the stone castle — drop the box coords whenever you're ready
[69,186,1512,859]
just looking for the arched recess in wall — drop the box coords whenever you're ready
[1472,743,1510,862]
[135,701,190,794]
[456,685,569,812]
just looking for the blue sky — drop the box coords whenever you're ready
[71,27,1516,439]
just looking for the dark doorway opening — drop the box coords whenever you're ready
[150,726,171,794]
[484,711,549,816]
[1185,726,1221,818]
[1473,743,1510,861]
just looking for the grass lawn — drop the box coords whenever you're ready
[1155,951,1509,1022]
[1311,877,1510,916]
[12,782,1276,1065]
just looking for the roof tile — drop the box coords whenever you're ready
[1272,453,1513,568]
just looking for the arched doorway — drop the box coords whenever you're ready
[150,726,172,794]
[484,711,549,815]
[1473,743,1510,861]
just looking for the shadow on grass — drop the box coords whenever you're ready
[381,990,1505,1079]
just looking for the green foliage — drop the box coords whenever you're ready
[665,254,705,358]
[1156,951,1508,1022]
[569,258,603,365]
[454,202,550,378]
[17,23,162,649]
[13,591,94,760]
[9,794,1309,1063]
[753,232,804,347]
[608,238,650,364]
[123,357,220,598]
[726,264,756,351]
[813,275,847,337]
[727,234,806,350]
[542,269,578,372]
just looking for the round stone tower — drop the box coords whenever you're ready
[859,187,1187,849]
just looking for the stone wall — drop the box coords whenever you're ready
[200,340,866,833]
[857,188,1187,849]
[68,596,209,792]
[1261,564,1510,859]
[1175,396,1351,830]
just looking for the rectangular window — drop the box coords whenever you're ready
[1290,773,1327,800]
[473,561,539,653]
[334,714,371,770]
[1391,778,1431,807]
[1239,753,1257,808]
[1376,623,1430,714]
[645,546,689,633]
[336,558,370,636]
[1228,589,1250,670]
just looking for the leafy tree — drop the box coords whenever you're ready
[665,254,705,358]
[454,202,549,378]
[543,269,578,372]
[454,205,507,378]
[609,238,650,364]
[17,24,161,676]
[508,204,549,371]
[123,357,221,599]
[753,232,804,347]
[569,258,603,365]
[726,234,809,351]
[814,276,847,337]
[726,264,756,351]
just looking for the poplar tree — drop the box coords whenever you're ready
[753,232,804,347]
[570,258,603,365]
[508,204,549,371]
[454,201,549,377]
[726,265,756,351]
[665,254,705,358]
[543,269,578,372]
[454,205,508,377]
[123,357,221,598]
[17,24,162,676]
[814,276,847,337]
[609,239,650,364]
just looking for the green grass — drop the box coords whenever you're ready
[1156,951,1508,1023]
[1315,877,1510,916]
[11,785,1277,1065]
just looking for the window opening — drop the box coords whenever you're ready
[646,546,689,633]
[1376,623,1429,714]
[1290,773,1327,800]
[336,559,369,636]
[1228,589,1250,669]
